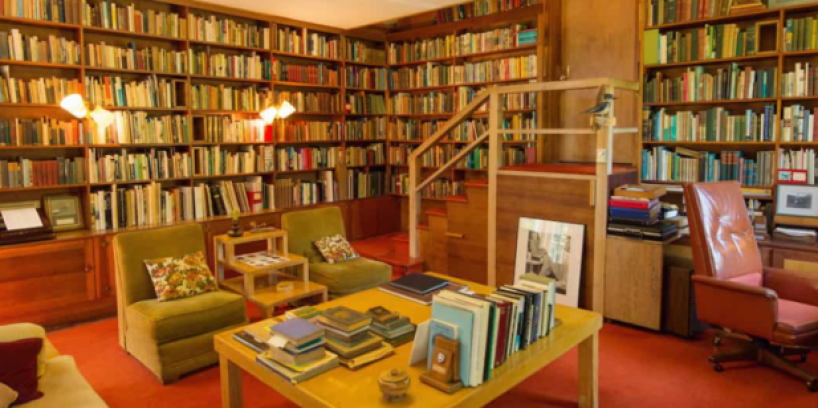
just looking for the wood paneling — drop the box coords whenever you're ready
[351,196,400,240]
[604,236,663,330]
[447,189,489,284]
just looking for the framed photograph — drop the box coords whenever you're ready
[513,217,585,308]
[43,195,83,231]
[776,185,818,218]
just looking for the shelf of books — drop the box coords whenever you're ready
[640,1,818,212]
[385,0,545,201]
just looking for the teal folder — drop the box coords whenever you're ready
[429,300,475,386]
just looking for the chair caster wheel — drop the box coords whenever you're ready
[713,363,723,373]
[713,337,722,346]
[808,380,817,393]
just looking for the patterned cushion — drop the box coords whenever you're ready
[144,251,218,302]
[314,234,359,264]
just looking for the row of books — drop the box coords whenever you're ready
[388,63,450,90]
[85,42,187,74]
[782,104,818,142]
[88,112,189,145]
[643,23,759,65]
[0,76,80,104]
[641,147,775,186]
[388,37,453,65]
[435,0,540,24]
[779,148,818,185]
[273,61,339,86]
[344,66,387,90]
[88,148,191,183]
[195,116,266,144]
[345,40,386,65]
[346,144,385,166]
[452,55,537,84]
[345,94,385,115]
[391,174,463,198]
[188,50,272,80]
[346,170,385,199]
[0,157,85,188]
[188,13,269,49]
[82,1,186,39]
[0,30,80,64]
[643,65,777,103]
[388,113,538,142]
[645,0,734,27]
[642,106,777,142]
[428,273,555,386]
[272,172,337,208]
[272,121,343,142]
[0,118,84,146]
[345,118,386,141]
[782,62,818,98]
[0,0,82,24]
[276,146,338,171]
[390,91,453,115]
[275,26,339,59]
[455,145,535,169]
[85,75,181,108]
[454,24,534,55]
[191,145,272,176]
[785,16,818,52]
[277,91,341,114]
[190,83,268,111]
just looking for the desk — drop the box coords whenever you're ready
[214,273,603,408]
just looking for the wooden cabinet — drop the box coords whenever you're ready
[760,241,818,273]
[603,236,664,330]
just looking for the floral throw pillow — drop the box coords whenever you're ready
[314,234,359,264]
[144,251,218,302]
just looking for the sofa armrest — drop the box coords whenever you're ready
[43,338,60,360]
[764,267,818,307]
[692,275,778,339]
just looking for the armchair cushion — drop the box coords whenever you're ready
[310,258,392,297]
[126,291,246,344]
[692,275,778,339]
[774,299,818,346]
[143,251,218,302]
[764,267,818,307]
[282,207,346,262]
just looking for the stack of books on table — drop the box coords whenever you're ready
[318,306,394,370]
[378,273,468,305]
[367,306,416,347]
[256,318,339,384]
[773,226,817,244]
[607,184,678,241]
[428,273,557,387]
[285,305,323,321]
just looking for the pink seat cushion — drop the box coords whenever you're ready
[728,272,763,287]
[776,299,818,336]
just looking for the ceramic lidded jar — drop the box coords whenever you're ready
[378,369,410,402]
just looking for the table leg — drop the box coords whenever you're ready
[578,332,598,408]
[220,356,243,408]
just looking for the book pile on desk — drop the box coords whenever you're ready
[318,306,394,370]
[428,273,557,387]
[255,318,339,384]
[378,273,468,305]
[773,226,817,244]
[607,184,678,241]
[285,305,323,321]
[367,306,416,347]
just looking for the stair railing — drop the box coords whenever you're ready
[407,78,639,312]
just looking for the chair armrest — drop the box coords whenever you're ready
[764,267,818,307]
[692,275,778,339]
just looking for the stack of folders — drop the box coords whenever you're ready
[428,273,556,387]
[318,306,394,370]
[285,305,323,321]
[378,273,467,305]
[255,318,339,384]
[367,306,416,347]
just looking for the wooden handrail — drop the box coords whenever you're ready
[415,130,491,193]
[407,89,491,162]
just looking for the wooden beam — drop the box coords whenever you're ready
[487,92,502,288]
[415,131,491,192]
[590,84,615,314]
[408,155,422,259]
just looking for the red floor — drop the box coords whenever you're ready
[48,316,818,408]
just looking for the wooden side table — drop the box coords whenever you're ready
[214,230,328,318]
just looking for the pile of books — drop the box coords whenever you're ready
[773,226,817,245]
[378,273,468,305]
[429,273,557,387]
[285,306,323,321]
[318,306,394,370]
[255,318,339,384]
[367,306,416,347]
[607,184,678,241]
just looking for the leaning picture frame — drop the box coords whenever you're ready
[43,195,83,231]
[513,217,585,308]
[776,184,818,218]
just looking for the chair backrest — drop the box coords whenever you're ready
[683,181,763,283]
[281,207,345,261]
[112,223,207,307]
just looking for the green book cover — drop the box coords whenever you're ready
[644,29,660,65]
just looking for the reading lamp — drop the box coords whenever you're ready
[60,94,115,130]
[260,100,296,124]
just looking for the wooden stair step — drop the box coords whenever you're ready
[464,179,488,188]
[444,194,468,203]
[426,208,448,217]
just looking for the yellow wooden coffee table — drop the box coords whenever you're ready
[214,273,602,408]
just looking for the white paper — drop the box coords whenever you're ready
[408,320,430,366]
[1,208,43,231]
[267,334,289,349]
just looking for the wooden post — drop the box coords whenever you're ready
[487,91,502,287]
[591,85,615,313]
[408,155,422,258]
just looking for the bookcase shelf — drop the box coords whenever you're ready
[271,50,342,63]
[644,98,778,107]
[82,66,187,77]
[643,53,778,69]
[0,15,81,29]
[647,9,779,31]
[0,60,82,69]
[272,81,341,89]
[0,184,87,193]
[188,40,269,53]
[82,26,186,43]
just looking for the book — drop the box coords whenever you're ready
[337,343,395,370]
[324,333,383,359]
[318,306,372,332]
[269,345,326,368]
[232,331,269,353]
[429,294,476,387]
[388,273,450,295]
[377,281,468,305]
[613,184,667,199]
[285,306,323,321]
[256,351,339,384]
[269,318,324,347]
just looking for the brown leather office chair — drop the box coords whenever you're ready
[684,181,818,392]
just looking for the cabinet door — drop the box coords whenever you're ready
[94,235,116,299]
[771,248,818,272]
[0,239,95,320]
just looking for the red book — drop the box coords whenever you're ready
[609,198,658,209]
[492,300,510,367]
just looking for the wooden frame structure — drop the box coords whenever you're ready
[408,78,640,312]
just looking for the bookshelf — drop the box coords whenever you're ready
[638,1,818,212]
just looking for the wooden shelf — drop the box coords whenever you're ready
[0,16,80,29]
[190,109,261,115]
[642,141,776,146]
[274,140,341,145]
[90,143,191,148]
[782,49,818,57]
[276,168,336,174]
[89,178,191,187]
[388,56,454,67]
[272,80,341,89]
[390,113,454,119]
[0,183,87,193]
[344,60,387,67]
[188,40,270,53]
[288,111,344,116]
[390,84,455,92]
[0,145,85,150]
[0,103,63,109]
[191,141,267,146]
[644,98,777,107]
[643,53,778,69]
[188,74,271,84]
[344,112,386,117]
[100,106,189,112]
[82,26,186,43]
[781,96,818,102]
[83,66,188,77]
[193,172,271,180]
[0,60,81,69]
[272,50,342,63]
[456,76,537,87]
[454,44,539,60]
[344,139,387,143]
[344,87,387,92]
[646,9,779,31]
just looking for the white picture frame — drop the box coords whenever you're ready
[776,184,818,218]
[513,217,585,308]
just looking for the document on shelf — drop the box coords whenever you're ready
[1,208,43,231]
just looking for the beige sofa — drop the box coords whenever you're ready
[0,323,107,408]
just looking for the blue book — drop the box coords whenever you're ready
[429,299,475,387]
[610,207,657,221]
[269,318,323,346]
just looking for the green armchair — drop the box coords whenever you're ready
[281,207,392,298]
[112,224,248,384]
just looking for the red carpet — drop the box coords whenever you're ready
[47,317,818,408]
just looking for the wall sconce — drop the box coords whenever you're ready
[60,94,114,130]
[260,100,296,125]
